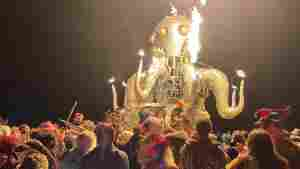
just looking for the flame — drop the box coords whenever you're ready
[188,7,203,63]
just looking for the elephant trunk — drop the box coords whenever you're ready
[136,56,164,100]
[203,69,245,119]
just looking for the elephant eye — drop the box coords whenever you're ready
[159,27,168,37]
[178,25,189,36]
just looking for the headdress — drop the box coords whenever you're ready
[254,106,290,126]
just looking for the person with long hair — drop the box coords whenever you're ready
[226,129,289,169]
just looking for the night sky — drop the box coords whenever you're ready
[0,0,299,129]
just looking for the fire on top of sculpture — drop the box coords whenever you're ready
[109,1,246,145]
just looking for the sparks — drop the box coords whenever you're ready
[188,7,203,64]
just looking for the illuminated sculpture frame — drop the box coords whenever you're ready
[110,1,246,144]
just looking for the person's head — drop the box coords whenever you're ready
[247,129,288,169]
[247,129,275,158]
[72,112,84,125]
[142,116,162,136]
[95,122,114,149]
[76,130,97,154]
[255,119,282,144]
[195,118,212,139]
[254,110,284,143]
[10,127,25,144]
[231,131,246,149]
[31,131,57,153]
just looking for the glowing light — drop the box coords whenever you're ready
[188,7,203,63]
[138,49,145,57]
[159,27,168,36]
[232,85,237,89]
[169,2,177,16]
[236,70,246,78]
[108,76,116,84]
[122,81,127,87]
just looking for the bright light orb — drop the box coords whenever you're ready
[108,76,116,84]
[236,70,246,78]
[138,49,145,57]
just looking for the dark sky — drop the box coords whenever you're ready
[0,0,299,129]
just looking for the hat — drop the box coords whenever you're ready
[73,112,84,117]
[254,106,290,126]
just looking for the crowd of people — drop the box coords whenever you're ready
[0,107,299,169]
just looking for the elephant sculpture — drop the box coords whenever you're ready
[124,5,246,128]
